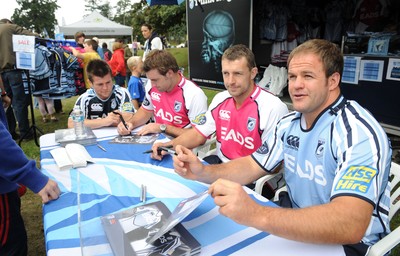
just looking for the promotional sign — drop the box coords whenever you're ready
[187,0,252,90]
[12,35,35,70]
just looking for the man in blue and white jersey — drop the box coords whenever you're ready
[68,59,134,130]
[172,39,392,256]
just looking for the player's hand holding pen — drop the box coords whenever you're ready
[117,112,134,135]
[148,143,173,161]
[113,111,129,129]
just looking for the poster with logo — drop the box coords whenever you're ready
[187,0,252,90]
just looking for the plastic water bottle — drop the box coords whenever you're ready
[72,106,85,138]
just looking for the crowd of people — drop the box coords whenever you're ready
[0,16,394,256]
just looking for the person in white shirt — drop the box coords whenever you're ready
[141,23,163,61]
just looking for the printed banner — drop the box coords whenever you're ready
[187,0,252,90]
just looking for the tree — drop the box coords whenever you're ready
[84,0,100,13]
[114,0,131,25]
[128,2,186,44]
[85,0,113,18]
[98,1,113,19]
[12,0,59,38]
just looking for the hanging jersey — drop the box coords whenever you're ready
[141,75,207,128]
[252,95,391,246]
[194,86,288,162]
[72,85,134,120]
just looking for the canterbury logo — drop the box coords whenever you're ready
[286,135,300,149]
[151,92,161,101]
[219,110,231,120]
[90,103,103,111]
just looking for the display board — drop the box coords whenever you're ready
[341,55,400,128]
[187,0,252,90]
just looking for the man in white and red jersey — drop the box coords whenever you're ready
[152,44,288,164]
[117,50,208,137]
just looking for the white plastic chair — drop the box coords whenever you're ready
[367,162,400,256]
[255,162,400,255]
[254,164,285,200]
[192,134,217,159]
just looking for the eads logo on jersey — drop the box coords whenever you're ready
[335,166,377,193]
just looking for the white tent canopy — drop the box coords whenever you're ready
[59,11,132,38]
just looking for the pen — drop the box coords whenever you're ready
[97,143,107,152]
[142,145,173,154]
[158,146,177,156]
[113,111,128,130]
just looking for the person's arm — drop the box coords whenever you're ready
[173,145,264,185]
[117,107,153,135]
[136,123,191,137]
[209,178,373,244]
[131,99,140,111]
[0,122,60,203]
[173,145,372,245]
[69,47,84,59]
[151,128,207,160]
[0,77,11,108]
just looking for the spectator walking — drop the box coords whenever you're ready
[132,38,139,56]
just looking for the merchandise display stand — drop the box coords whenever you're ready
[18,71,43,147]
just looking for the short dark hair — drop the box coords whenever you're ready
[74,31,85,42]
[222,44,257,70]
[85,39,98,51]
[102,42,108,48]
[86,59,112,82]
[288,39,343,78]
[143,50,179,75]
[141,23,153,30]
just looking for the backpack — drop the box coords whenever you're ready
[160,36,168,49]
[104,50,112,62]
[147,32,166,50]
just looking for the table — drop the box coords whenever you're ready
[40,127,345,256]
